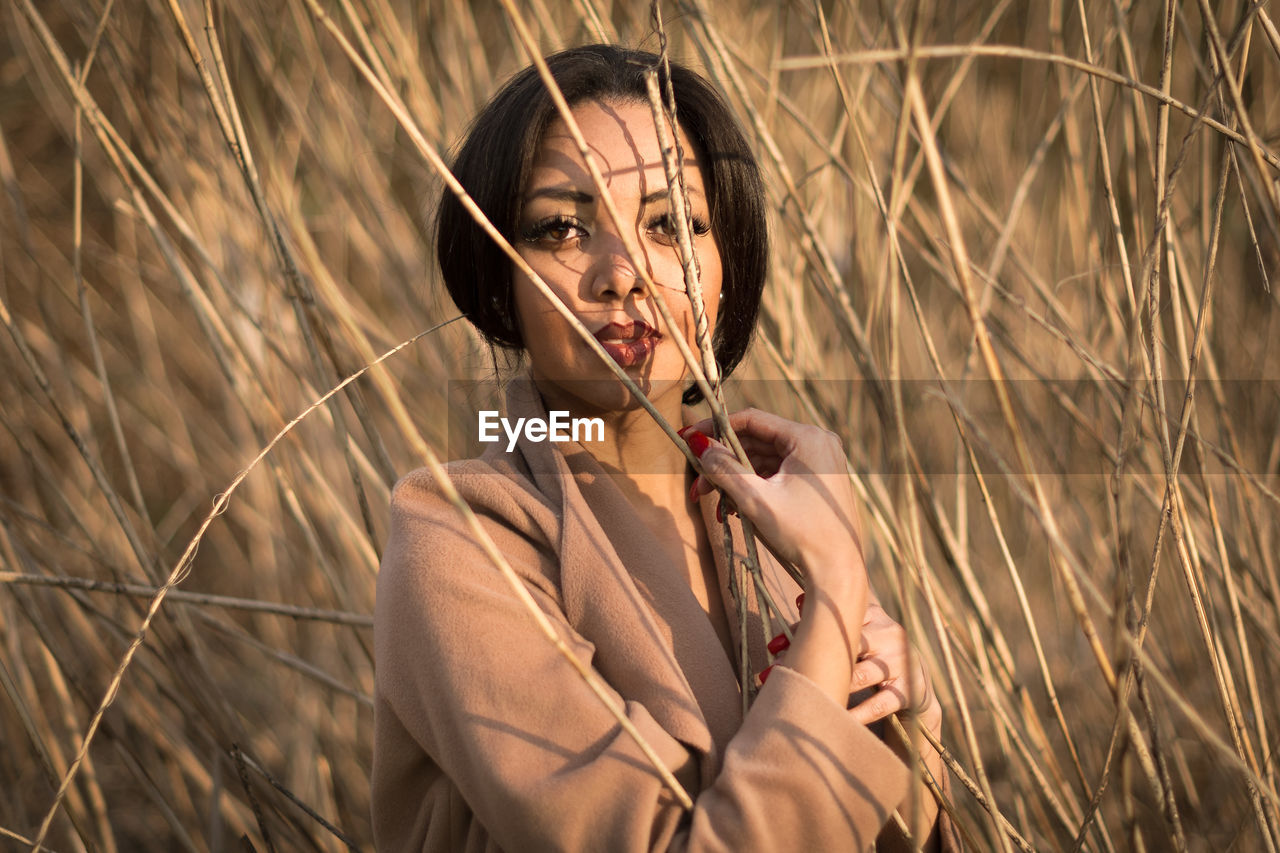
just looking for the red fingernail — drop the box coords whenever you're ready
[715,497,725,523]
[677,425,693,438]
[685,430,711,458]
[757,664,775,685]
[796,592,805,613]
[688,480,700,503]
[767,633,790,655]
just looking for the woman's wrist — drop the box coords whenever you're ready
[778,582,866,706]
[797,545,867,604]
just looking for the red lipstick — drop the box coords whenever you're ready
[593,321,660,367]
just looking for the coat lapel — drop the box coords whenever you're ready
[505,380,721,781]
[568,457,743,765]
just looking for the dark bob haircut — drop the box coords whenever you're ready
[435,43,767,404]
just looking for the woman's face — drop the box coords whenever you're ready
[511,98,723,415]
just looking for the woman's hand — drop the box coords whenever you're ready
[681,409,870,707]
[769,597,942,733]
[680,409,865,590]
[848,602,941,731]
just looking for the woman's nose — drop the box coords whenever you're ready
[586,233,645,301]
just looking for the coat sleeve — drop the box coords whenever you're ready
[373,471,911,852]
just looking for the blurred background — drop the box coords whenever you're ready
[1,0,1277,849]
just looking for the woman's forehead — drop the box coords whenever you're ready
[526,99,707,197]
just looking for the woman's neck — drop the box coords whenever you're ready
[532,378,694,510]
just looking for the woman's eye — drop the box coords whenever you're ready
[650,214,677,237]
[646,213,711,245]
[521,217,586,246]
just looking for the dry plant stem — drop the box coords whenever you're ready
[904,71,1116,687]
[642,72,718,393]
[936,385,1280,808]
[231,745,277,853]
[914,722,1035,853]
[0,828,54,852]
[191,596,375,706]
[0,573,373,627]
[25,324,457,850]
[893,106,1162,851]
[1195,0,1280,217]
[1195,438,1277,814]
[1068,0,1186,845]
[975,268,1280,514]
[1098,29,1280,840]
[4,13,436,839]
[70,8,147,573]
[946,623,1090,843]
[887,715,968,848]
[233,748,359,851]
[108,739,201,853]
[880,27,927,838]
[35,642,114,853]
[13,1,314,479]
[843,13,1045,847]
[737,556,750,716]
[813,11,1024,693]
[1127,4,1258,844]
[0,289,154,584]
[185,0,389,551]
[778,44,1280,170]
[1190,12,1278,784]
[73,109,149,564]
[0,656,96,852]
[685,0,886,410]
[687,35,1073,353]
[643,56,792,673]
[886,45,1029,853]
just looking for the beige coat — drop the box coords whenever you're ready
[373,380,941,851]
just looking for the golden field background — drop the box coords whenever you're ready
[1,0,1279,849]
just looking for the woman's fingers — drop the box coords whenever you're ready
[681,429,782,480]
[683,408,804,452]
[681,410,867,599]
[680,429,767,518]
[851,656,890,691]
[848,683,908,726]
[848,604,940,728]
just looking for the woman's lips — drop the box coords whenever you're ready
[594,321,660,367]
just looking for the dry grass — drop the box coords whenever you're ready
[2,0,1279,849]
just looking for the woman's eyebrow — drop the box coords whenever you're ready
[523,186,705,204]
[524,187,593,203]
[641,186,705,205]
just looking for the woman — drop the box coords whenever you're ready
[374,44,952,851]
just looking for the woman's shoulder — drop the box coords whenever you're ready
[388,447,544,523]
[381,452,562,597]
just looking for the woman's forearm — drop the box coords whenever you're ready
[780,550,867,709]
